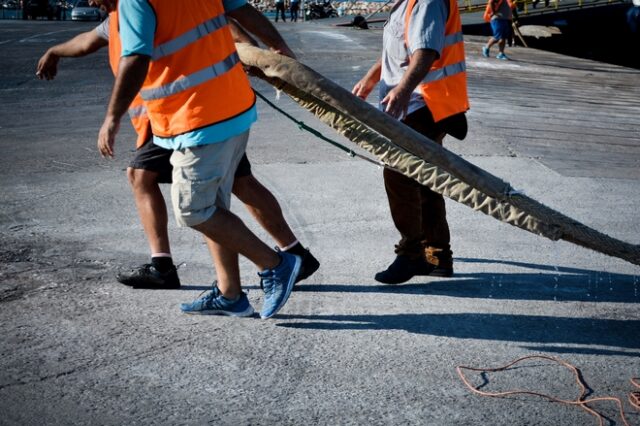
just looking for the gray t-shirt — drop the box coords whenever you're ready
[380,0,447,117]
[491,0,512,20]
[95,17,109,41]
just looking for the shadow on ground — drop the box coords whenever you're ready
[288,258,640,304]
[276,312,639,352]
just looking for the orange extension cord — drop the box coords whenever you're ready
[456,355,640,426]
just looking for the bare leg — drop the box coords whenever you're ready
[205,238,241,299]
[192,208,280,297]
[486,36,499,50]
[498,38,506,54]
[232,174,297,248]
[127,167,170,254]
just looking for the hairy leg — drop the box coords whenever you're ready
[193,208,279,296]
[232,174,297,249]
[127,167,170,254]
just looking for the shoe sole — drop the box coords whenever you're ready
[375,268,454,284]
[374,273,412,285]
[261,255,302,319]
[182,306,255,317]
[131,283,181,289]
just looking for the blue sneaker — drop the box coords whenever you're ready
[180,284,254,317]
[259,252,301,319]
[496,52,509,60]
[482,46,490,58]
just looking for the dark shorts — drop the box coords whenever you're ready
[129,140,253,184]
[490,19,512,41]
[129,139,174,183]
[403,107,468,141]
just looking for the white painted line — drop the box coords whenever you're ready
[19,29,74,43]
[0,39,14,45]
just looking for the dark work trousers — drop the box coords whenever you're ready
[290,2,299,21]
[383,107,450,258]
[275,2,287,21]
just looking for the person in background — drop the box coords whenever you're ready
[290,0,299,21]
[275,0,287,21]
[482,0,515,60]
[352,0,469,284]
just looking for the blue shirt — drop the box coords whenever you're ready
[118,0,257,150]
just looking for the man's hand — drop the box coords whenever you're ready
[98,54,150,158]
[381,84,412,119]
[271,44,296,59]
[352,59,382,101]
[228,4,296,60]
[97,117,120,158]
[352,76,377,100]
[36,50,60,80]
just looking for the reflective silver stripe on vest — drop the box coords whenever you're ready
[152,14,228,61]
[444,31,463,47]
[128,105,147,119]
[140,52,240,101]
[421,60,466,84]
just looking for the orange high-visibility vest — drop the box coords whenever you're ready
[404,0,469,123]
[483,0,514,22]
[137,0,256,138]
[108,12,151,148]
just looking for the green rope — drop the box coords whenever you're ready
[254,89,384,167]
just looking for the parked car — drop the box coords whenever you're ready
[22,0,54,19]
[2,0,20,9]
[70,0,104,21]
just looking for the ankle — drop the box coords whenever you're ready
[151,256,174,273]
[283,242,306,257]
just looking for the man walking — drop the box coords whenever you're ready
[36,16,319,292]
[90,0,306,319]
[482,0,515,60]
[275,0,287,21]
[352,0,469,284]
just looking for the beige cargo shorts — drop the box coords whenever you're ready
[169,130,249,227]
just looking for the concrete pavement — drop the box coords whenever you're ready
[0,19,639,425]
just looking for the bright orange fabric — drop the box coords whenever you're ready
[404,0,470,122]
[141,0,255,138]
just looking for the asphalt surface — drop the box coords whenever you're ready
[1,19,639,425]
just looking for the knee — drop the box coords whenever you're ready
[127,167,159,193]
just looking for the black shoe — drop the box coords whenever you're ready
[116,264,181,289]
[277,245,320,284]
[295,248,320,284]
[374,255,435,284]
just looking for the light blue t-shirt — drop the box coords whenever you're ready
[118,0,257,150]
[380,0,447,118]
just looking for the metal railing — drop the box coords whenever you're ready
[459,0,628,16]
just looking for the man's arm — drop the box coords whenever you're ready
[352,58,382,100]
[36,30,108,80]
[381,48,437,119]
[97,54,150,158]
[227,3,295,58]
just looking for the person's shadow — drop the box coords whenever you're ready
[274,258,640,357]
[293,257,640,304]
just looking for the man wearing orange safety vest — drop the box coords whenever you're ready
[35,15,319,292]
[353,0,469,284]
[482,0,515,60]
[88,0,305,319]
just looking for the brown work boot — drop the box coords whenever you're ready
[424,246,454,277]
